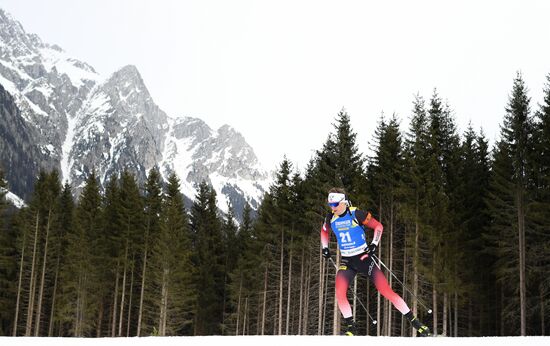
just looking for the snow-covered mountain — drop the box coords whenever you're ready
[0,8,269,218]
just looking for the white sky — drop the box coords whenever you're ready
[2,0,550,172]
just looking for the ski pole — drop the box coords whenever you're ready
[328,257,378,325]
[372,254,432,314]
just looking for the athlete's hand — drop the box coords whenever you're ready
[322,247,331,259]
[366,243,378,256]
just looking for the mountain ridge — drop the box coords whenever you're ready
[0,7,270,219]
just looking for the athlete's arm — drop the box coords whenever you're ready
[355,210,383,246]
[320,214,331,248]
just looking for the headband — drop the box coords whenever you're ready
[327,192,346,203]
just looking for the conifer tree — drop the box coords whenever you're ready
[316,109,367,202]
[400,95,435,334]
[367,114,404,335]
[0,167,16,335]
[221,203,239,333]
[486,73,534,335]
[137,168,163,336]
[151,172,194,335]
[457,125,493,335]
[531,73,550,334]
[58,171,102,336]
[191,181,224,335]
[99,174,121,337]
[115,170,144,336]
[48,183,74,336]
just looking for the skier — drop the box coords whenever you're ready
[321,188,432,336]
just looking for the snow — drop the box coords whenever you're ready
[0,69,50,118]
[40,143,55,155]
[1,188,26,208]
[39,46,99,88]
[87,91,112,115]
[0,336,548,346]
[21,94,49,117]
[157,117,271,211]
[164,135,197,199]
[0,72,21,96]
[33,85,53,99]
[61,112,76,184]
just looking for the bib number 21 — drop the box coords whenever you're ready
[339,232,352,243]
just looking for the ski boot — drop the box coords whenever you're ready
[405,311,432,337]
[341,317,357,336]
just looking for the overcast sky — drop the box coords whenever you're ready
[2,0,550,172]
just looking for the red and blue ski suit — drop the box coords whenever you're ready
[321,207,410,318]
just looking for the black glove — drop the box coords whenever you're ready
[322,247,331,259]
[366,243,378,256]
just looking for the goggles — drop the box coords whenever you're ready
[327,192,346,208]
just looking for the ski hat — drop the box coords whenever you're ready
[327,192,346,205]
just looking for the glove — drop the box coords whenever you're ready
[322,247,331,259]
[366,243,378,256]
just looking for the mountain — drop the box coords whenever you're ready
[0,8,269,219]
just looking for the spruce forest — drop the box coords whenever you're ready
[1,72,549,337]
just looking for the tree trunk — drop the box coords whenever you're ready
[285,236,292,335]
[126,256,135,337]
[388,199,394,335]
[412,200,419,337]
[35,209,53,336]
[454,291,458,337]
[74,272,82,336]
[442,292,447,336]
[278,229,284,335]
[261,263,268,335]
[303,257,311,335]
[541,285,545,336]
[256,292,261,335]
[243,297,248,335]
[118,241,129,336]
[137,235,149,336]
[236,274,242,335]
[159,267,169,336]
[96,301,104,337]
[13,232,27,336]
[517,189,526,336]
[468,299,472,336]
[298,245,305,335]
[48,255,61,336]
[111,260,120,337]
[401,229,407,337]
[25,211,40,336]
[433,270,438,335]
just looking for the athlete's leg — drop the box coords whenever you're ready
[366,258,410,314]
[359,256,431,335]
[335,266,357,318]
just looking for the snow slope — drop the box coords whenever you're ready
[0,336,548,346]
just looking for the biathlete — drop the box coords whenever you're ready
[321,187,432,336]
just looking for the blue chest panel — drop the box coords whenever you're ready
[330,209,367,256]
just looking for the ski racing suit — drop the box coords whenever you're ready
[321,207,411,319]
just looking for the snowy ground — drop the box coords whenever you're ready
[1,336,549,346]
